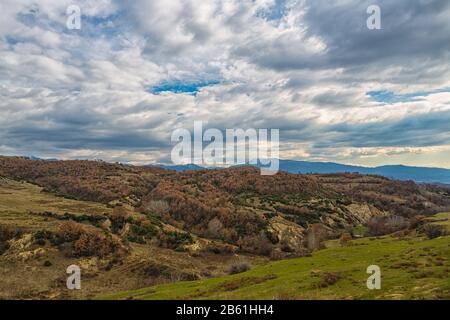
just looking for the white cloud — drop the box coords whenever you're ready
[0,0,449,167]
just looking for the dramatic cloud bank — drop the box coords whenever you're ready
[0,0,449,167]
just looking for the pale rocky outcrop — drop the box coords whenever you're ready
[345,203,385,224]
[269,216,305,252]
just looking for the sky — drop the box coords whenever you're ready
[0,0,450,168]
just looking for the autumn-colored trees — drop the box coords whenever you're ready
[58,221,122,258]
[316,173,450,217]
[0,156,163,203]
[1,156,450,256]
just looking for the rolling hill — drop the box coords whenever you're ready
[0,156,449,299]
[102,235,450,300]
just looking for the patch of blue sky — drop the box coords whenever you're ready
[81,14,122,37]
[367,87,450,103]
[151,80,220,95]
[5,36,18,45]
[256,0,288,21]
[10,12,64,47]
[16,9,60,31]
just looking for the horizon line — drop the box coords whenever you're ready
[2,154,450,171]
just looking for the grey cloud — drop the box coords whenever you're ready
[0,0,449,166]
[312,110,450,149]
[243,0,450,72]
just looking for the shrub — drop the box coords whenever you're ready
[43,260,52,267]
[0,225,22,254]
[174,245,186,252]
[409,215,426,230]
[127,220,158,244]
[257,234,273,256]
[0,225,22,242]
[269,248,285,260]
[58,220,121,257]
[58,221,84,242]
[142,200,170,217]
[38,211,107,225]
[315,272,342,288]
[236,233,273,256]
[422,225,447,239]
[110,205,129,234]
[229,263,251,275]
[33,230,56,246]
[367,216,408,236]
[207,217,224,239]
[73,233,97,256]
[72,232,118,258]
[207,245,221,254]
[158,231,193,249]
[352,225,368,237]
[339,233,352,246]
[304,224,327,251]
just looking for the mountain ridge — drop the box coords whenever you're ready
[11,155,450,184]
[152,160,450,184]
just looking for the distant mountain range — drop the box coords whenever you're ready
[154,160,450,184]
[24,156,450,185]
[153,164,205,172]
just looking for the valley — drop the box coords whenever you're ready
[103,235,450,300]
[0,156,448,299]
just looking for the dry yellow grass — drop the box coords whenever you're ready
[0,178,111,231]
[0,178,264,299]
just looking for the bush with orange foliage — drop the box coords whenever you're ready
[58,220,122,258]
[73,232,118,258]
[339,233,352,246]
[58,220,84,242]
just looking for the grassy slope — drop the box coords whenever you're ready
[1,178,449,300]
[0,178,111,232]
[429,212,450,231]
[103,236,450,300]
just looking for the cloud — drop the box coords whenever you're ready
[0,0,449,167]
[368,88,450,103]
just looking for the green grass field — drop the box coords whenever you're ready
[429,212,450,231]
[102,235,450,300]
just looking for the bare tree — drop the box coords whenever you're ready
[143,200,170,217]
